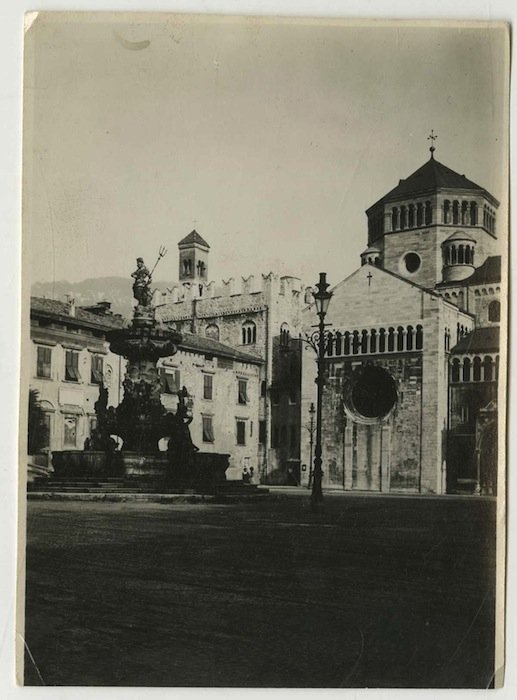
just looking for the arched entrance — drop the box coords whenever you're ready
[342,364,397,491]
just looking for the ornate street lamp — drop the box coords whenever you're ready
[278,272,332,507]
[310,273,333,510]
[307,402,316,490]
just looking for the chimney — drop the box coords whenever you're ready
[65,294,76,317]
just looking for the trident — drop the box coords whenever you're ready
[149,245,168,280]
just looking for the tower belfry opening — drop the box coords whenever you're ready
[178,230,210,287]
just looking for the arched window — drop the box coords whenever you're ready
[483,356,494,382]
[379,328,386,353]
[462,358,471,382]
[408,205,415,228]
[417,202,424,227]
[392,207,399,230]
[451,358,460,383]
[416,325,423,350]
[400,205,407,230]
[458,245,464,264]
[205,324,220,341]
[352,330,360,355]
[470,202,477,225]
[406,325,414,351]
[397,326,405,351]
[453,200,459,225]
[387,327,395,352]
[451,246,457,264]
[443,200,451,224]
[280,322,290,347]
[343,331,351,355]
[473,356,482,381]
[335,332,342,356]
[242,321,257,345]
[326,332,334,356]
[359,330,367,354]
[488,300,500,323]
[370,329,377,354]
[425,201,432,225]
[461,201,468,225]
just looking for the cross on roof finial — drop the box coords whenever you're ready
[428,129,437,158]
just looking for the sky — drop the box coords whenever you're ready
[24,15,509,290]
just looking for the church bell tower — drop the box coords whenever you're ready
[178,230,210,284]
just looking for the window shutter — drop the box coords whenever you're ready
[37,346,50,377]
[66,351,80,381]
[238,380,248,404]
[204,374,213,399]
[202,416,215,443]
[91,355,103,384]
[236,420,246,445]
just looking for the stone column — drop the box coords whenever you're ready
[380,422,391,492]
[343,422,354,490]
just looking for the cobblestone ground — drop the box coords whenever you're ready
[23,495,496,688]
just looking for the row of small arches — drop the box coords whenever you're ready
[443,200,478,226]
[389,200,495,233]
[483,205,496,233]
[442,243,475,266]
[325,326,424,357]
[361,256,381,267]
[473,287,500,296]
[451,355,499,383]
[391,202,432,231]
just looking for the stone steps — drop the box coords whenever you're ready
[27,476,268,500]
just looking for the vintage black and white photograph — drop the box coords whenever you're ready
[18,13,509,689]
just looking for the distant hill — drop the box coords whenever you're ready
[31,277,173,319]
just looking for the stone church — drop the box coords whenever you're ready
[300,145,503,495]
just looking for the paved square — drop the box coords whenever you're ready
[23,494,496,687]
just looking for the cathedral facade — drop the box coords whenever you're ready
[300,147,503,495]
